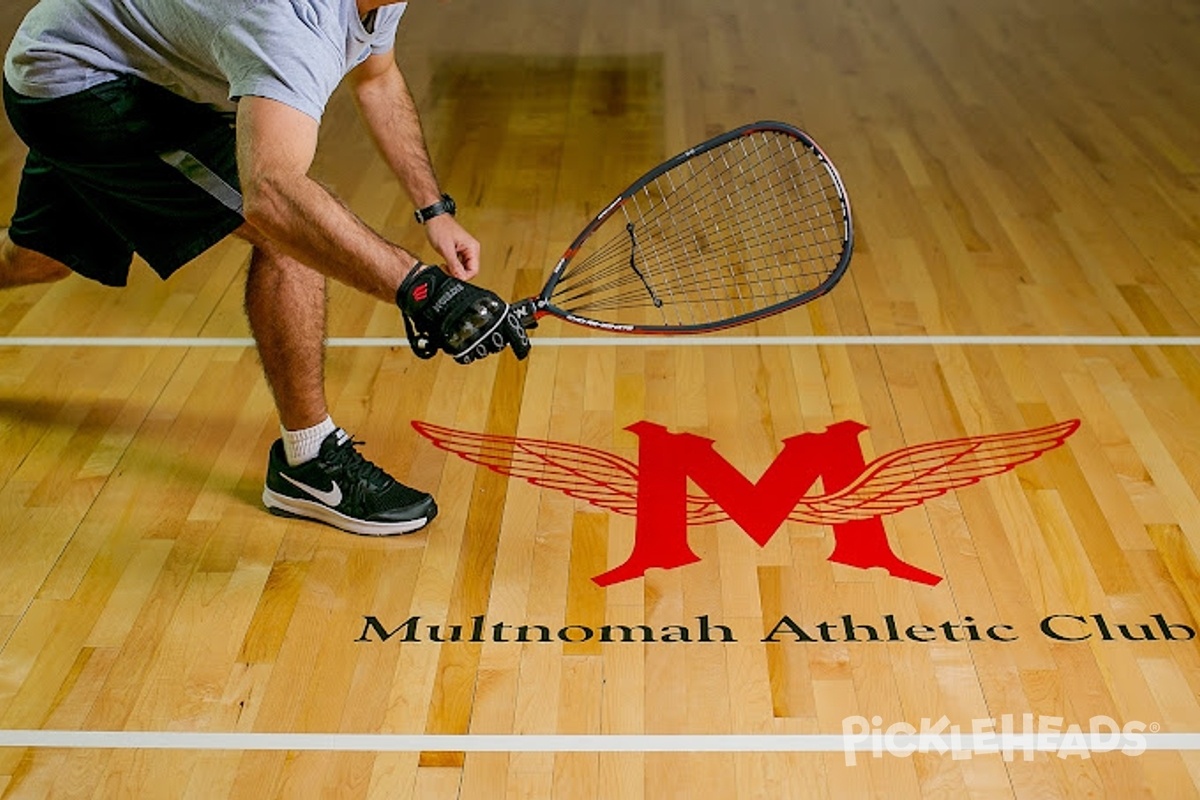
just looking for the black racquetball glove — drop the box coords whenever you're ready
[396,264,531,365]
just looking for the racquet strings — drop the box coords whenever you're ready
[549,129,849,328]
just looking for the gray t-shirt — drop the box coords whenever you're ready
[3,0,407,121]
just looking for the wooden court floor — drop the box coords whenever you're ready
[2,0,1200,797]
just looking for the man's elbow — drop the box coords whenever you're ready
[239,174,291,236]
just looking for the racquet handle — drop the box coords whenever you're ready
[511,298,541,330]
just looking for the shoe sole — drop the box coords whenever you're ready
[262,488,436,536]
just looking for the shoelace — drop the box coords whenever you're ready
[322,437,393,490]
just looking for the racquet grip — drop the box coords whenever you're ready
[510,298,540,330]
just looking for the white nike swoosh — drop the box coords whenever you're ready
[281,473,343,506]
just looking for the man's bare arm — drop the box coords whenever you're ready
[236,94,419,302]
[350,52,480,279]
[350,51,440,207]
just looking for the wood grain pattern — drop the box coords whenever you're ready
[2,0,1199,797]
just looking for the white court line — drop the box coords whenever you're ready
[0,731,1198,752]
[2,335,1200,348]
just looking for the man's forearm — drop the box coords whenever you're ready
[350,55,480,279]
[352,58,443,208]
[241,171,419,302]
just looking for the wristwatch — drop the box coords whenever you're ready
[413,193,456,224]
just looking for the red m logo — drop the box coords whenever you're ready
[413,419,1079,587]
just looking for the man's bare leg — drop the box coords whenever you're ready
[238,224,437,534]
[0,228,73,288]
[240,231,330,433]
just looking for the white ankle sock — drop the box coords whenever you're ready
[282,415,337,466]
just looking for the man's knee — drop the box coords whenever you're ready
[236,223,300,271]
[38,260,73,283]
[233,221,269,249]
[0,232,74,286]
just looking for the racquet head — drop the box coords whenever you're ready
[518,121,853,333]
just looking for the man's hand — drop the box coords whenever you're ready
[425,215,480,280]
[397,265,531,364]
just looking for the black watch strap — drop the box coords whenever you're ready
[414,193,456,224]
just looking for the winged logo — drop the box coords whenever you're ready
[413,418,1080,586]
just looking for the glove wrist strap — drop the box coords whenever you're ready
[397,261,440,360]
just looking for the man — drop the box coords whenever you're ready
[1,0,530,536]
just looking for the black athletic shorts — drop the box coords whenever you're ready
[3,76,245,286]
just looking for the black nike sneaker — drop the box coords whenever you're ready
[262,429,437,535]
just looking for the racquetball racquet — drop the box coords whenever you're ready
[510,120,853,334]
